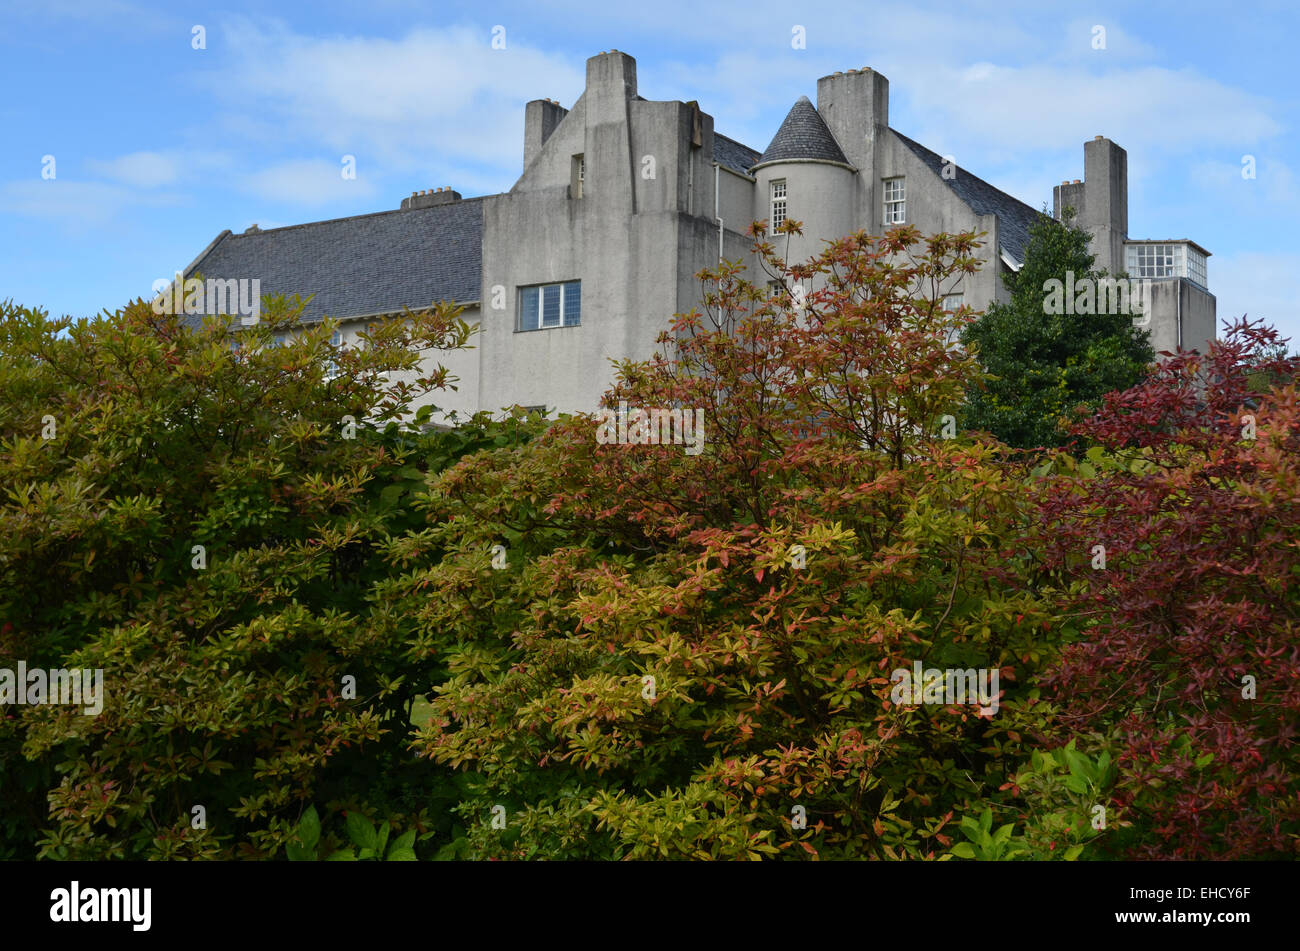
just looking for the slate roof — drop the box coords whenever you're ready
[713,132,761,176]
[755,96,849,168]
[182,197,484,326]
[890,129,1047,265]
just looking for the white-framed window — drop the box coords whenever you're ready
[572,154,585,199]
[1126,243,1176,279]
[324,329,343,379]
[519,281,581,331]
[942,293,964,312]
[1125,242,1208,289]
[883,177,906,225]
[770,179,787,229]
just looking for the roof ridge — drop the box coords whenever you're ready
[223,194,495,239]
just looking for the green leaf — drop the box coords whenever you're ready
[296,805,320,850]
[1064,748,1093,783]
[389,829,417,855]
[346,812,379,851]
[326,849,357,861]
[951,843,976,859]
[387,848,418,862]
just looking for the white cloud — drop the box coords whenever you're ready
[1207,251,1300,352]
[239,159,380,206]
[883,62,1280,158]
[0,179,180,232]
[203,18,585,187]
[1059,18,1159,61]
[86,151,178,187]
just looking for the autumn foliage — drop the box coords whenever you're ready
[399,223,1070,858]
[1,223,1296,861]
[1033,318,1300,859]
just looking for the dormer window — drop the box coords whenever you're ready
[770,180,787,229]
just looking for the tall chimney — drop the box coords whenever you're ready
[523,99,568,172]
[816,67,889,232]
[815,67,888,172]
[584,50,637,125]
[1082,136,1127,273]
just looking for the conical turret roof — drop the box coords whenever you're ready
[755,96,849,167]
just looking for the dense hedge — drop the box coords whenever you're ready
[1,224,1295,860]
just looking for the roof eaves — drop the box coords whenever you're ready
[748,157,857,175]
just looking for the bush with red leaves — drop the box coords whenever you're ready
[1036,317,1300,859]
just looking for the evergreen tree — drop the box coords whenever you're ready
[959,209,1155,448]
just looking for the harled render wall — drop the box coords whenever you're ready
[477,50,755,415]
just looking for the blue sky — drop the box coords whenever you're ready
[2,0,1296,348]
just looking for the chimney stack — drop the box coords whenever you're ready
[584,49,637,125]
[524,98,569,172]
[816,66,888,172]
[816,66,888,232]
[400,188,462,210]
[1053,136,1127,272]
[1083,136,1127,272]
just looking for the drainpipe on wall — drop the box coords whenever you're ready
[713,162,723,263]
[1177,280,1182,351]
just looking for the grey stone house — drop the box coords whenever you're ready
[183,49,1216,421]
